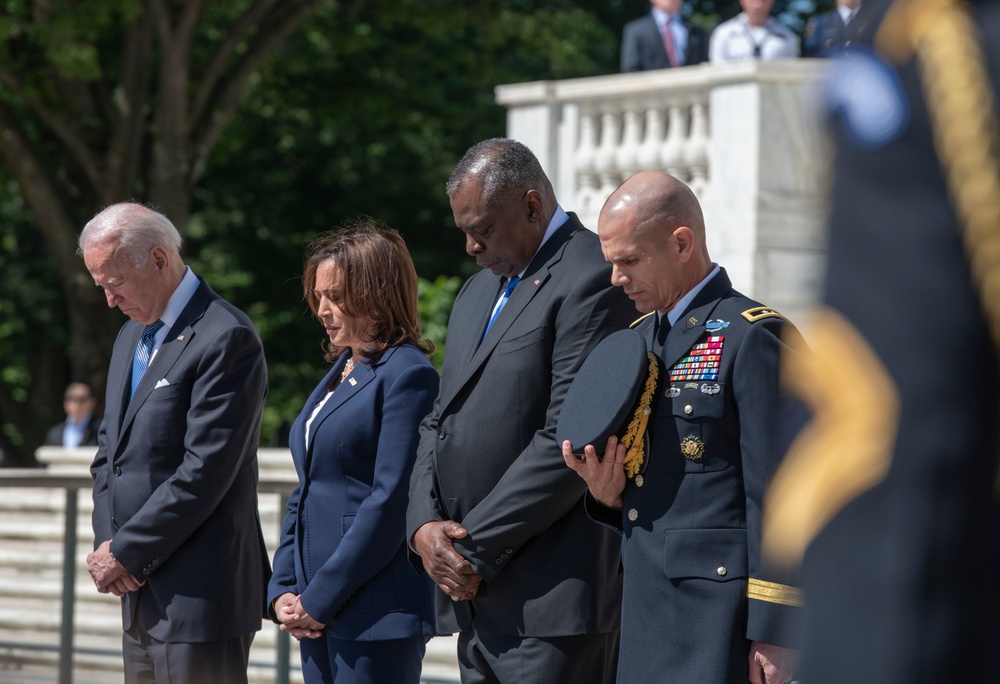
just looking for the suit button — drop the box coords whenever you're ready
[627,508,638,521]
[438,429,446,440]
[142,568,150,576]
[684,404,693,415]
[114,467,122,476]
[717,565,727,577]
[505,548,513,554]
[495,558,503,565]
[634,475,644,487]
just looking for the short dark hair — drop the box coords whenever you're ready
[303,219,433,364]
[445,138,553,209]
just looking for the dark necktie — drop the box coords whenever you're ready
[482,276,520,341]
[655,313,671,353]
[131,320,164,397]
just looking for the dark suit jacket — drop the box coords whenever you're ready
[91,278,270,643]
[803,10,850,57]
[45,416,101,447]
[588,269,801,683]
[268,344,439,641]
[406,215,636,637]
[621,13,709,72]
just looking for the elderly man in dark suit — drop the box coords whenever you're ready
[406,138,635,683]
[621,0,709,72]
[80,202,269,684]
[563,171,800,684]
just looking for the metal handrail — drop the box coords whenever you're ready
[0,469,297,684]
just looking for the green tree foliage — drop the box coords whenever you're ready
[0,0,830,464]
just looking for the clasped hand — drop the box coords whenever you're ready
[413,520,482,600]
[87,540,145,597]
[274,593,325,640]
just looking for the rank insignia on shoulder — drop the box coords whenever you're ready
[742,306,785,323]
[705,319,729,331]
[680,435,705,461]
[629,312,655,329]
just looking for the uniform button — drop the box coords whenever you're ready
[684,404,693,415]
[634,475,644,487]
[495,558,503,565]
[438,429,446,440]
[505,548,513,554]
[500,553,508,559]
[717,565,727,577]
[114,467,122,476]
[627,508,638,521]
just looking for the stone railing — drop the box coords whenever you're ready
[0,447,459,684]
[496,58,833,321]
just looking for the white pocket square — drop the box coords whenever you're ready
[154,378,170,389]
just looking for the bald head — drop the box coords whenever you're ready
[601,171,707,248]
[598,172,713,313]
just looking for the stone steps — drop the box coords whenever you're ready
[0,448,460,683]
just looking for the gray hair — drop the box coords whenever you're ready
[78,203,182,265]
[445,138,553,209]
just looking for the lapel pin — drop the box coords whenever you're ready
[534,279,540,286]
[177,335,185,340]
[688,316,698,325]
[349,378,357,386]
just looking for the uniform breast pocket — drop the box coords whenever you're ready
[663,528,748,583]
[657,383,730,473]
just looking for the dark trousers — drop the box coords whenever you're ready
[299,634,426,684]
[457,626,619,684]
[122,625,254,684]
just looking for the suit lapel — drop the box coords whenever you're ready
[306,353,376,465]
[438,217,578,412]
[116,281,215,454]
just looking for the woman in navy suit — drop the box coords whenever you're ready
[268,222,439,683]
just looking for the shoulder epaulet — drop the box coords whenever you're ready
[629,312,655,329]
[742,306,786,323]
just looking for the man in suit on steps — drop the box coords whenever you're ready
[80,203,269,684]
[406,138,635,683]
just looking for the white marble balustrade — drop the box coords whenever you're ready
[495,58,833,322]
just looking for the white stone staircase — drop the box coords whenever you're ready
[0,448,459,683]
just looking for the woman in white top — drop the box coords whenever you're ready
[709,0,800,63]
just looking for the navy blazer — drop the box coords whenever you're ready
[621,13,709,72]
[269,344,439,641]
[91,279,270,643]
[803,10,851,57]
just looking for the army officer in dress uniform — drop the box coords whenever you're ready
[562,171,801,684]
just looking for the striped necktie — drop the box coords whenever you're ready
[131,320,164,397]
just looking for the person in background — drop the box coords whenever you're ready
[268,222,439,684]
[81,202,270,684]
[406,138,635,683]
[563,171,800,684]
[802,0,863,57]
[621,0,709,72]
[709,0,800,63]
[45,381,101,448]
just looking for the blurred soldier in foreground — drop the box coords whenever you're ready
[765,0,1000,681]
